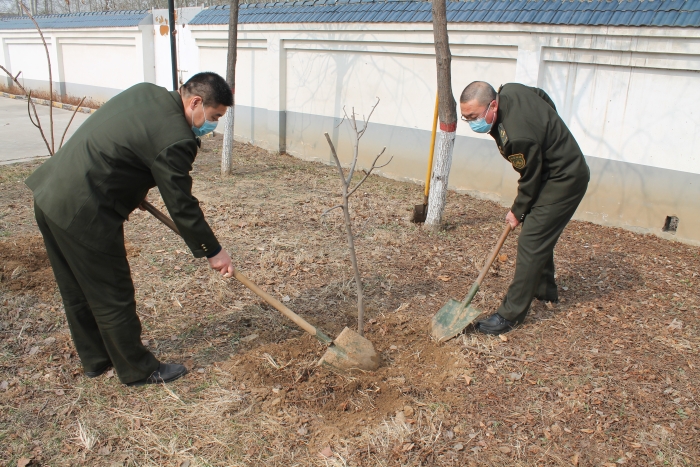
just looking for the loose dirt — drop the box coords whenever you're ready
[1,136,698,466]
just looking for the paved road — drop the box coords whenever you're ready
[0,97,90,165]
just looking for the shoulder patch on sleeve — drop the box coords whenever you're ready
[508,153,526,170]
[498,123,508,145]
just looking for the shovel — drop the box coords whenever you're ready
[140,200,380,372]
[430,224,512,342]
[411,93,439,223]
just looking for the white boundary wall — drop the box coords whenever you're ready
[2,16,700,243]
[0,21,155,102]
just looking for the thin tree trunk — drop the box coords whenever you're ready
[342,188,365,337]
[426,0,457,229]
[221,0,239,176]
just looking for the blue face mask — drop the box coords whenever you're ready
[191,104,218,137]
[468,102,494,134]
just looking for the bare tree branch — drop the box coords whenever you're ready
[347,148,391,198]
[59,96,86,149]
[322,101,391,337]
[357,97,380,140]
[321,205,343,216]
[21,3,54,153]
[323,132,349,189]
[20,88,53,156]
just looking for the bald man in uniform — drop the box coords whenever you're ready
[459,81,590,335]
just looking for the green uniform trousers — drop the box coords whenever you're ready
[35,203,159,384]
[496,189,587,322]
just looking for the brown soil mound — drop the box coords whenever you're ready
[0,236,55,298]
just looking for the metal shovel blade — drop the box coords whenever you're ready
[318,327,380,372]
[430,299,482,343]
[411,203,427,223]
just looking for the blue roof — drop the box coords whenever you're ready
[0,10,150,30]
[190,0,700,27]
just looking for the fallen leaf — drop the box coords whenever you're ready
[487,366,496,374]
[297,426,308,436]
[463,375,472,385]
[98,445,111,455]
[498,254,508,262]
[571,453,580,465]
[402,443,415,452]
[499,334,508,342]
[180,461,191,467]
[668,318,683,330]
[281,295,290,302]
[105,369,115,378]
[240,334,258,343]
[509,372,522,381]
[403,405,414,417]
[318,446,333,458]
[55,389,65,395]
[580,428,594,434]
[395,411,406,424]
[28,346,39,356]
[44,337,56,346]
[0,381,8,391]
[498,446,511,454]
[437,275,451,282]
[17,457,32,467]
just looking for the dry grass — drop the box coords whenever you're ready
[1,135,698,466]
[0,83,102,108]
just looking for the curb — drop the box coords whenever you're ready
[1,92,97,114]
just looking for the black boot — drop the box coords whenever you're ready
[85,363,112,378]
[126,363,188,387]
[476,312,526,335]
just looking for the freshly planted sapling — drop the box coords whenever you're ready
[323,98,392,336]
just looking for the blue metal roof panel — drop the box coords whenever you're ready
[187,0,700,27]
[0,10,150,30]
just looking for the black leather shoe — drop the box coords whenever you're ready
[85,363,112,378]
[126,363,188,387]
[476,312,525,335]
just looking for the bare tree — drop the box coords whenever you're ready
[323,99,392,337]
[0,4,85,154]
[221,0,239,176]
[425,0,458,229]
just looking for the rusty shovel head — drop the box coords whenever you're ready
[411,203,427,223]
[430,299,482,343]
[318,327,380,372]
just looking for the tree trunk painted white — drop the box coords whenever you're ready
[221,0,239,176]
[221,94,235,175]
[426,0,458,229]
[425,129,456,226]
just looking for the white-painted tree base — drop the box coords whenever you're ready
[221,96,236,176]
[425,129,456,227]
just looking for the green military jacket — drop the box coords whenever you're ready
[488,83,590,222]
[26,83,219,258]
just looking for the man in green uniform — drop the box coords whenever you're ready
[459,81,590,335]
[26,72,235,385]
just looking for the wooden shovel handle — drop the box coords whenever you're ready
[475,223,512,286]
[139,200,332,344]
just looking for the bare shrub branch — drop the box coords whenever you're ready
[322,100,391,337]
[59,96,86,149]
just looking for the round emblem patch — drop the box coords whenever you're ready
[507,153,526,170]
